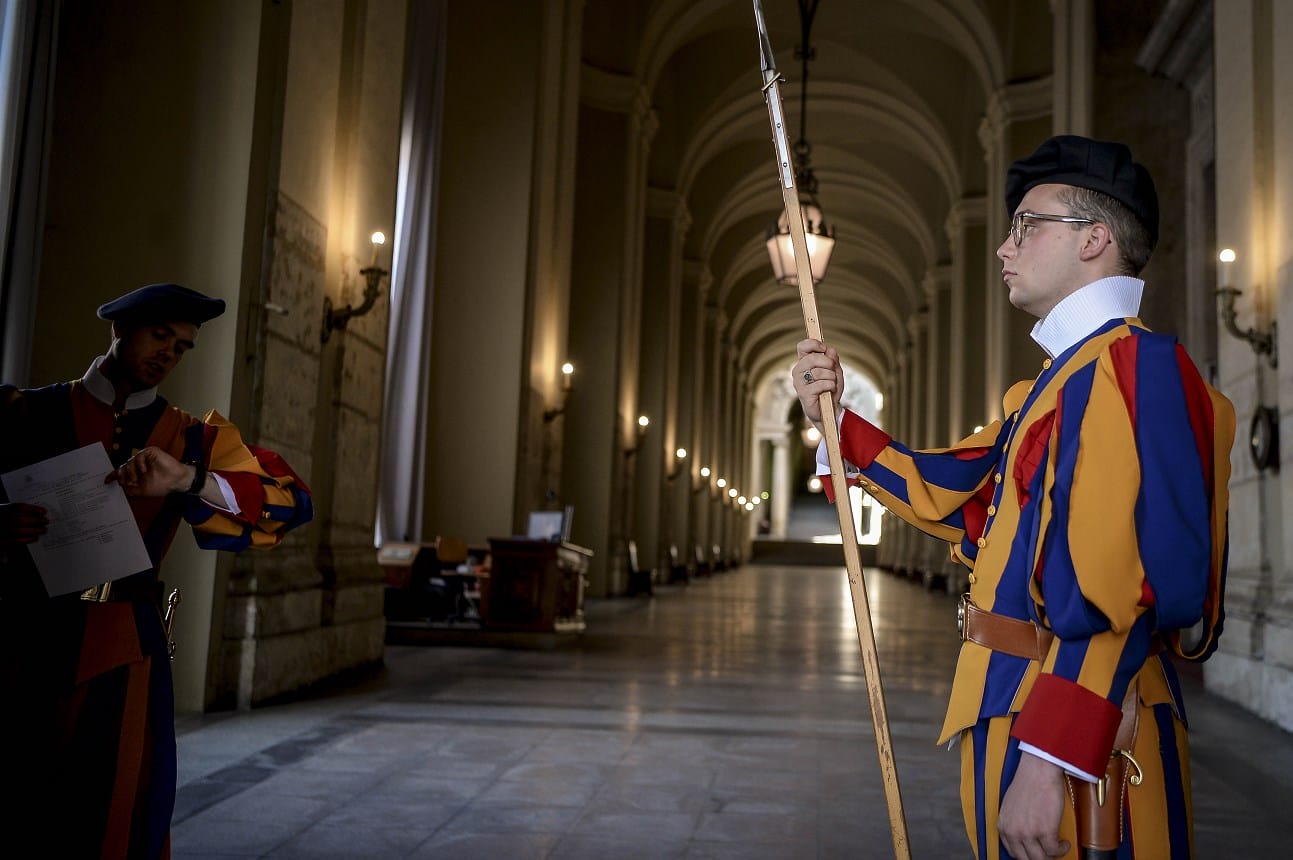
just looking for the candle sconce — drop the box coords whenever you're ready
[1216,248,1277,367]
[624,415,649,458]
[543,362,576,422]
[694,465,711,493]
[666,447,687,481]
[322,231,389,343]
[1217,249,1281,473]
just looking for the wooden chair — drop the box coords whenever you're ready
[429,536,478,623]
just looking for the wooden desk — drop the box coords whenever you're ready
[483,539,591,633]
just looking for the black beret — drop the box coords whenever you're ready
[1005,135,1158,246]
[96,283,226,326]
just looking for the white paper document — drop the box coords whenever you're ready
[1,443,153,596]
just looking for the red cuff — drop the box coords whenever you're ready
[1010,674,1121,777]
[822,412,892,504]
[216,470,265,524]
[840,411,891,468]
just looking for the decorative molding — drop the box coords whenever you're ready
[944,195,987,241]
[906,308,930,338]
[979,77,1053,150]
[579,63,641,113]
[922,264,952,299]
[646,186,692,241]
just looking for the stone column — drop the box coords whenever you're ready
[563,66,656,596]
[944,197,988,439]
[920,267,952,585]
[733,373,754,559]
[691,303,719,567]
[523,0,584,520]
[978,79,1052,420]
[770,436,791,538]
[910,309,930,444]
[713,342,736,562]
[637,188,689,574]
[672,258,704,570]
[683,276,712,566]
[1209,0,1292,730]
[880,357,900,572]
[1050,0,1094,135]
[892,344,915,574]
[923,267,952,447]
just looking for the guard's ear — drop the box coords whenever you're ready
[1078,222,1115,262]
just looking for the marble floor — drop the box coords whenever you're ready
[172,564,1293,859]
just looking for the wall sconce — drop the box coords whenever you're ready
[625,414,649,457]
[543,362,575,422]
[666,448,687,481]
[1216,248,1277,366]
[322,231,389,343]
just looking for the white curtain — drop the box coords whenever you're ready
[0,0,58,385]
[375,0,447,545]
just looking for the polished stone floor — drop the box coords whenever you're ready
[172,565,1293,859]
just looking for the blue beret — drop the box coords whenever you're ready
[1005,135,1158,246]
[96,283,226,326]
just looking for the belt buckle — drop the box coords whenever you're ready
[957,592,970,639]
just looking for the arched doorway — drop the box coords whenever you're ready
[747,359,884,547]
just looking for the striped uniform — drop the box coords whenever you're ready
[0,379,312,860]
[827,318,1232,859]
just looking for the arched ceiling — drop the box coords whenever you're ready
[582,0,1030,402]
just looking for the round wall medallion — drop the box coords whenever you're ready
[1249,405,1280,472]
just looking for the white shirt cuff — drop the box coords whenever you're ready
[1017,743,1101,783]
[203,472,242,515]
[815,409,858,478]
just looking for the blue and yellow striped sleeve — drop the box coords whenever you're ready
[827,408,1011,554]
[182,411,314,552]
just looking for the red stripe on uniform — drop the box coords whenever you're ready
[1174,345,1215,495]
[1109,335,1139,423]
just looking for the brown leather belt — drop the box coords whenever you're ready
[958,594,1053,659]
[957,594,1163,661]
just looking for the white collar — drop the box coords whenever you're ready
[81,355,159,411]
[1030,275,1144,359]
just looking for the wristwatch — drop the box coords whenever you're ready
[185,461,208,495]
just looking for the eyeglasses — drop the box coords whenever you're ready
[1008,211,1095,246]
